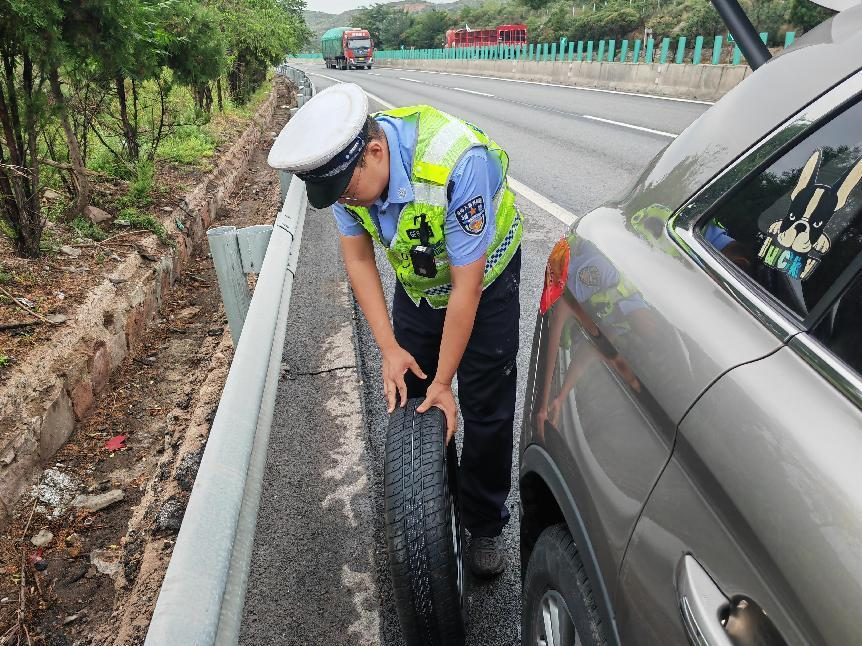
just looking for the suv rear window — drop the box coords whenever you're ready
[699,100,862,318]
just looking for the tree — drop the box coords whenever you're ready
[0,0,55,256]
[215,0,310,104]
[164,1,227,113]
[788,0,834,31]
[402,9,452,49]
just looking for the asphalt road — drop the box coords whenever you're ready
[248,62,709,645]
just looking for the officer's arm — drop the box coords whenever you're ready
[435,256,485,386]
[339,232,396,352]
[435,147,499,385]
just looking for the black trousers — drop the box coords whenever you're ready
[393,249,521,538]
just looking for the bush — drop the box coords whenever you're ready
[116,207,169,244]
[157,126,216,165]
[71,216,109,242]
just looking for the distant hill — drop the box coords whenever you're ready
[304,0,482,41]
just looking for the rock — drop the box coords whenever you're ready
[43,189,62,201]
[175,448,204,493]
[154,497,185,533]
[65,533,80,545]
[59,245,81,257]
[45,313,68,324]
[64,562,88,584]
[107,276,127,285]
[176,306,201,320]
[85,205,112,224]
[90,549,121,577]
[161,206,173,212]
[34,468,81,515]
[31,529,54,547]
[71,489,124,512]
[63,613,82,625]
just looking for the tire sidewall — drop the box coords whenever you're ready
[522,525,605,646]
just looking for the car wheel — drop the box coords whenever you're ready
[385,398,466,646]
[522,524,608,646]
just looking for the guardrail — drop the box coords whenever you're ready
[144,63,313,645]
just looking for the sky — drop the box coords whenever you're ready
[306,0,447,14]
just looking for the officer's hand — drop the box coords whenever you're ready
[417,380,458,444]
[381,344,426,413]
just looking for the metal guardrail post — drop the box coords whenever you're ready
[208,226,251,345]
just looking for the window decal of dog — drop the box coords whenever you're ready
[758,149,862,280]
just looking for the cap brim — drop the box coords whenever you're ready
[304,159,359,209]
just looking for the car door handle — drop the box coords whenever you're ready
[677,555,734,646]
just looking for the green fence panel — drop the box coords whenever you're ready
[620,39,629,63]
[543,43,549,61]
[712,35,723,64]
[632,39,641,63]
[660,37,670,63]
[785,31,795,48]
[552,43,558,61]
[577,41,584,61]
[732,43,741,65]
[692,35,704,64]
[676,36,686,64]
[568,42,575,61]
[597,40,605,61]
[608,39,616,62]
[586,40,594,62]
[529,43,535,60]
[645,38,654,63]
[760,31,768,46]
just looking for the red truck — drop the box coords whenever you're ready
[321,27,375,70]
[444,24,528,49]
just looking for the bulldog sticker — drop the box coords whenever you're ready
[758,150,862,280]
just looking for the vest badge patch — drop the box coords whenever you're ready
[454,195,486,236]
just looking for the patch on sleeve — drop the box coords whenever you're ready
[454,196,486,236]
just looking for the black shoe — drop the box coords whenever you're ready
[470,534,506,579]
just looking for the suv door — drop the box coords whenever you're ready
[617,81,862,645]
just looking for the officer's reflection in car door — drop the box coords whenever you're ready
[535,236,652,440]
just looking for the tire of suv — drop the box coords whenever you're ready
[522,524,608,646]
[384,398,466,646]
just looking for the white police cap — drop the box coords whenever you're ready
[268,83,369,208]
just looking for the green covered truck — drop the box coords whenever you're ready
[321,27,374,70]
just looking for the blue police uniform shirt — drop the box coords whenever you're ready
[331,115,502,267]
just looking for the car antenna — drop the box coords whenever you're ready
[710,0,771,70]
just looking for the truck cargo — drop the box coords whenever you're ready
[321,27,374,70]
[445,24,527,48]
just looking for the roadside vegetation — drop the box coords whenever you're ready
[0,0,311,259]
[351,0,834,50]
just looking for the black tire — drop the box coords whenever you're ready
[385,398,466,646]
[522,524,608,646]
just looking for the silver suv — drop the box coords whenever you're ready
[519,6,862,645]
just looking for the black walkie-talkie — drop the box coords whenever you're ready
[410,214,437,278]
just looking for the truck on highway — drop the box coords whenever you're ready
[321,27,374,70]
[445,24,527,49]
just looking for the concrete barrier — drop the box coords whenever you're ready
[374,57,753,101]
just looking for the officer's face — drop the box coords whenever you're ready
[338,137,390,207]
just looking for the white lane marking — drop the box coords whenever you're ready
[390,68,714,106]
[398,77,424,84]
[387,74,676,138]
[311,72,342,83]
[508,177,576,227]
[308,70,577,227]
[368,72,381,76]
[581,114,676,138]
[453,87,494,97]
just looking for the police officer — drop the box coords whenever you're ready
[269,83,522,578]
